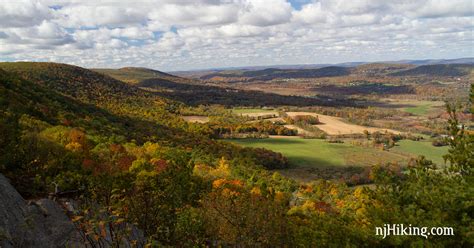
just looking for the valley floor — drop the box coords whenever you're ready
[226,136,449,182]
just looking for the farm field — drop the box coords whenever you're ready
[380,99,445,116]
[227,137,408,181]
[401,101,445,116]
[404,103,433,115]
[286,112,401,135]
[391,140,449,165]
[229,137,346,167]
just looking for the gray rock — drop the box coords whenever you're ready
[0,174,84,247]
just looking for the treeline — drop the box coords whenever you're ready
[283,114,326,138]
[285,114,320,125]
[205,115,297,138]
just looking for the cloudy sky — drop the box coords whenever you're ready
[0,0,473,71]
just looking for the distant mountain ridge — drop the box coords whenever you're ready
[199,66,351,81]
[171,57,474,76]
[194,62,473,81]
[389,58,474,65]
[389,64,474,77]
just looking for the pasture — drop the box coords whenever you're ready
[380,99,445,116]
[227,137,407,168]
[391,140,449,165]
[401,100,444,116]
[227,137,408,181]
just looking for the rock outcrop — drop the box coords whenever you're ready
[0,174,83,247]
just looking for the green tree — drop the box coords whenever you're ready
[443,104,474,175]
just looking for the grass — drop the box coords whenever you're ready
[230,138,346,167]
[227,137,406,168]
[232,108,276,114]
[382,98,444,116]
[391,140,449,165]
[227,137,410,182]
[404,104,432,115]
[400,100,444,116]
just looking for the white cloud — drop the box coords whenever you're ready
[339,13,380,26]
[0,0,472,70]
[292,2,325,24]
[218,24,268,37]
[413,0,474,18]
[0,0,53,28]
[57,5,147,28]
[154,32,185,50]
[2,21,73,48]
[110,27,154,40]
[239,0,293,26]
[148,3,239,28]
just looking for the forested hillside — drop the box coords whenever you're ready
[194,63,474,81]
[95,66,354,107]
[389,64,474,77]
[0,62,472,246]
[200,66,351,81]
[0,62,291,189]
[138,77,351,107]
[93,67,185,85]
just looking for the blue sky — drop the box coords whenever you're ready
[288,0,312,10]
[0,0,473,71]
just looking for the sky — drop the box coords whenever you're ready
[0,0,473,71]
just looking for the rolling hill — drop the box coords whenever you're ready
[0,61,304,164]
[137,77,355,107]
[172,57,474,77]
[0,62,187,143]
[93,67,184,85]
[199,66,351,81]
[0,62,141,103]
[391,57,474,65]
[91,64,355,107]
[179,59,474,82]
[352,63,415,76]
[389,64,474,77]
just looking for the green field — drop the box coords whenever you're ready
[404,104,432,115]
[391,140,449,165]
[401,101,444,115]
[232,108,276,114]
[227,137,407,168]
[382,99,444,116]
